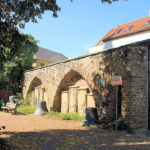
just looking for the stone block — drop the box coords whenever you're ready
[34,87,39,102]
[61,91,69,113]
[77,87,87,115]
[39,88,44,101]
[87,93,95,108]
[69,86,79,112]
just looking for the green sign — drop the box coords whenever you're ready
[99,78,105,85]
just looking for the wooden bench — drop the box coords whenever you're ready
[1,102,18,114]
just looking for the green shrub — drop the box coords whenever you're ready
[45,111,59,118]
[109,118,134,134]
[12,93,36,114]
[17,105,36,114]
[45,111,85,121]
[59,112,85,121]
[0,100,7,108]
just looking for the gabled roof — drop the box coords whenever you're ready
[96,16,150,46]
[34,47,67,62]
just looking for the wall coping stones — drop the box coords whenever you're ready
[24,41,150,73]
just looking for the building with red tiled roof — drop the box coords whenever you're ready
[89,15,150,54]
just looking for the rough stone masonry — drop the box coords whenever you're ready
[23,44,149,130]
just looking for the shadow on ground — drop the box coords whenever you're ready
[1,129,150,150]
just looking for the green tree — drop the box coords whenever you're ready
[0,0,60,67]
[0,34,38,94]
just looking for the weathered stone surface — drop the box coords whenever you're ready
[61,91,69,113]
[87,93,95,108]
[77,88,87,115]
[34,87,39,102]
[39,88,44,101]
[23,44,149,130]
[69,86,79,112]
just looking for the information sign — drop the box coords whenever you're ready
[111,76,122,85]
[99,78,105,85]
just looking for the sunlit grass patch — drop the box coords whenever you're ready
[45,111,59,118]
[59,112,85,121]
[17,105,36,114]
[45,111,84,121]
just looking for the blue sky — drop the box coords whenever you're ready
[21,0,150,59]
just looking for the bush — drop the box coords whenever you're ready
[0,99,8,109]
[109,118,134,133]
[59,112,85,121]
[17,98,28,106]
[17,105,36,114]
[0,100,6,106]
[45,111,59,118]
[17,97,36,114]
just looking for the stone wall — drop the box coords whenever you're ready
[93,45,148,130]
[23,44,149,130]
[61,87,95,115]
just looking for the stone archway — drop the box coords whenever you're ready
[28,77,42,92]
[53,70,95,114]
[27,77,43,105]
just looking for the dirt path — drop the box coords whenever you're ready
[1,112,150,150]
[0,112,84,132]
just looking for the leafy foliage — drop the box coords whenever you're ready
[0,99,8,109]
[17,98,36,114]
[59,112,85,121]
[0,34,38,94]
[17,105,36,114]
[101,0,120,4]
[108,118,134,133]
[0,0,60,66]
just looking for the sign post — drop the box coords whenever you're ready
[111,76,122,130]
[115,85,119,130]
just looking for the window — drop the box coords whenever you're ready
[144,20,150,26]
[124,25,133,32]
[114,29,122,35]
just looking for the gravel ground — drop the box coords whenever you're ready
[1,112,150,150]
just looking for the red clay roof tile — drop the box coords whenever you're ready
[96,16,150,46]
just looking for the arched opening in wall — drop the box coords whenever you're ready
[53,70,95,114]
[27,77,43,106]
